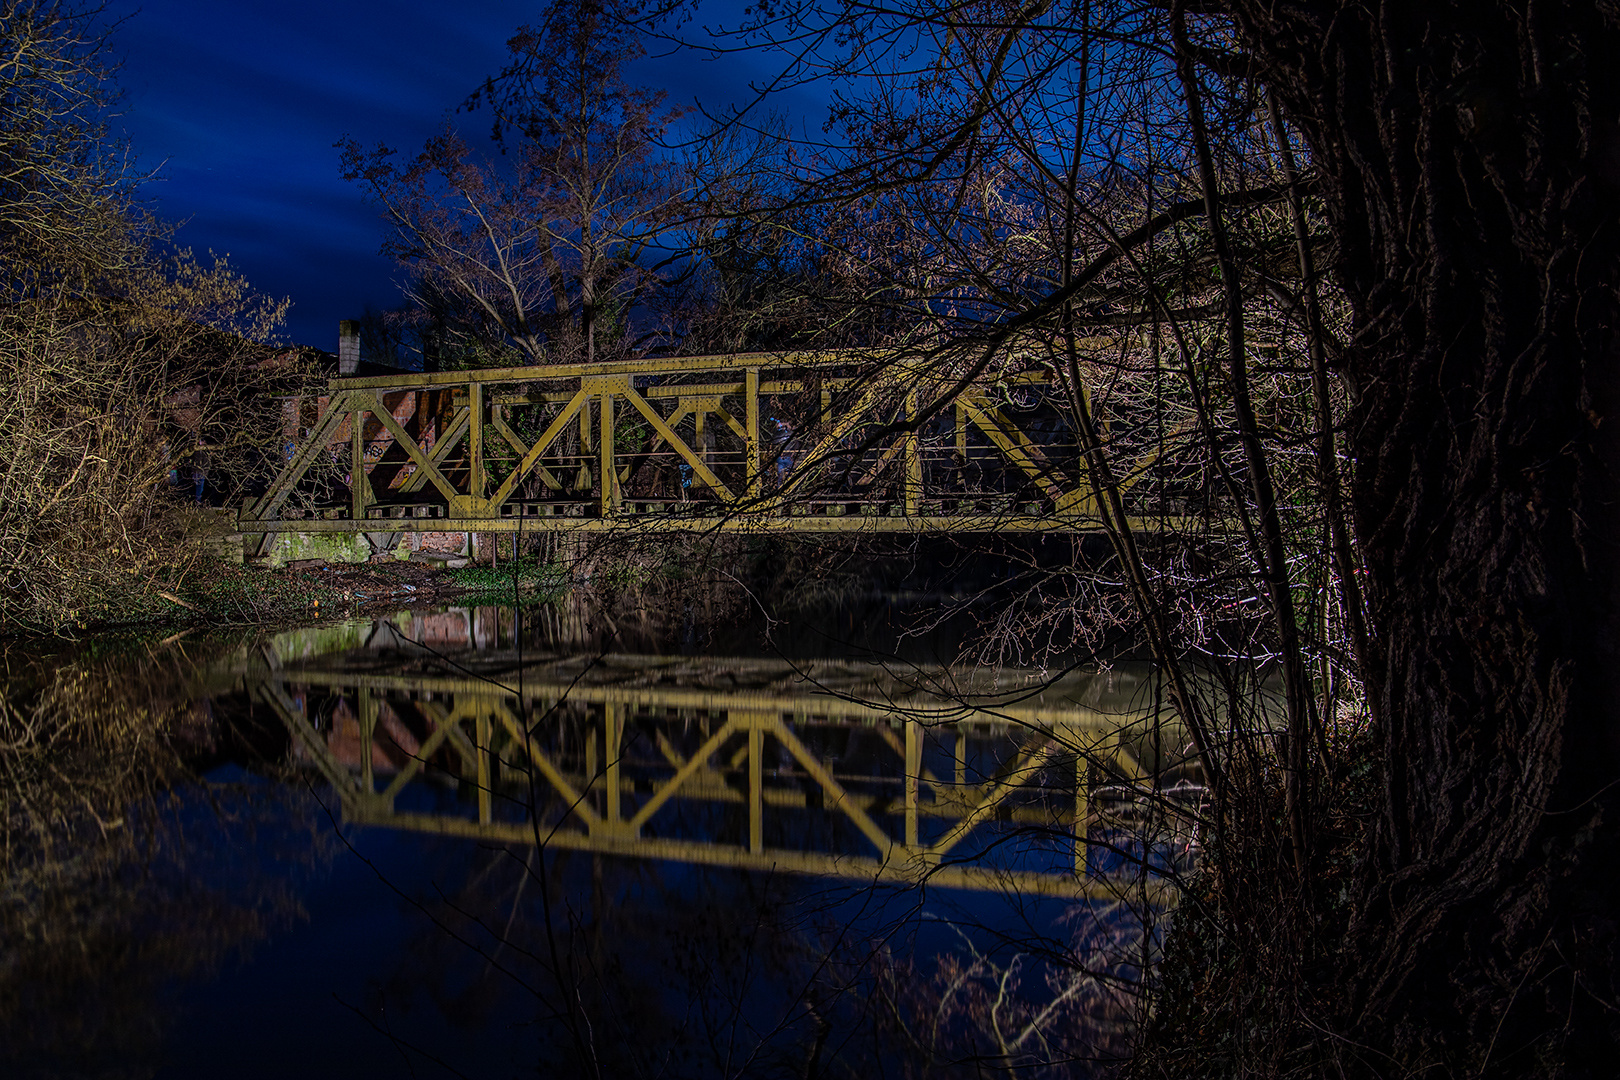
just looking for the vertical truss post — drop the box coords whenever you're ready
[904,718,921,849]
[954,726,968,787]
[694,409,707,480]
[605,700,621,827]
[350,405,371,521]
[904,387,922,515]
[599,386,616,515]
[748,723,764,854]
[955,402,969,506]
[578,389,593,490]
[745,367,761,499]
[359,687,377,796]
[585,715,598,781]
[491,400,505,496]
[468,381,486,500]
[477,708,492,826]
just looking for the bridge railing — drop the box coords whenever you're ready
[241,349,1209,535]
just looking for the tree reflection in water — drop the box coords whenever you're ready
[0,639,328,1077]
[348,837,1170,1077]
[1,608,1203,1078]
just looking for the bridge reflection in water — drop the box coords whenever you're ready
[245,614,1200,901]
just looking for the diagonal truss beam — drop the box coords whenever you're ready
[488,387,589,506]
[925,736,1057,861]
[960,397,1074,504]
[379,701,465,801]
[367,392,460,502]
[247,391,356,521]
[398,406,470,495]
[492,701,603,830]
[770,717,895,857]
[628,719,739,831]
[489,410,564,492]
[619,382,736,502]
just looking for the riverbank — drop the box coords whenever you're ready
[26,557,570,637]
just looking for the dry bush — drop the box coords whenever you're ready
[0,251,301,629]
[1,1,308,631]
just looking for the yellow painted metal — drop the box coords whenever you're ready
[490,408,564,492]
[248,390,353,520]
[745,368,761,498]
[477,709,492,826]
[244,344,1199,538]
[959,396,1070,503]
[745,716,765,854]
[399,406,468,495]
[447,494,494,518]
[253,656,1189,901]
[627,720,737,831]
[328,347,905,390]
[351,807,1157,899]
[905,719,920,848]
[490,387,588,506]
[349,404,370,522]
[378,703,460,802]
[368,392,459,501]
[578,392,593,489]
[904,387,922,515]
[620,382,734,501]
[493,701,604,830]
[598,380,615,516]
[245,513,1205,535]
[605,700,622,826]
[468,382,486,500]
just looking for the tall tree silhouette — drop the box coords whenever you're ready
[341,0,688,364]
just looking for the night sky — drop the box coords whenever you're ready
[113,0,807,350]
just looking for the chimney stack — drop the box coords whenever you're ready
[338,320,360,375]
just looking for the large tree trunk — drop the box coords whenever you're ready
[1226,2,1620,1072]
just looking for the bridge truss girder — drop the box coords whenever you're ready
[241,349,1201,538]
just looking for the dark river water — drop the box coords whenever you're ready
[1,597,1205,1079]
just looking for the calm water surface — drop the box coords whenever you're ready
[1,599,1203,1079]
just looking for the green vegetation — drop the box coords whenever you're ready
[74,562,345,630]
[441,557,570,601]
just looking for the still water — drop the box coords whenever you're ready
[1,601,1202,1079]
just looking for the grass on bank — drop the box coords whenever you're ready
[73,563,349,630]
[439,557,570,601]
[51,556,572,635]
[50,559,453,634]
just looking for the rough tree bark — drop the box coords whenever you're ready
[1223,2,1620,1072]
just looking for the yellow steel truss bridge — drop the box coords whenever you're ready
[239,349,1204,540]
[239,630,1200,899]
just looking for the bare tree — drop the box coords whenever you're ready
[340,0,691,365]
[0,0,302,630]
[658,0,1620,1073]
[0,0,130,285]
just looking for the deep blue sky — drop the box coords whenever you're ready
[113,1,811,349]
